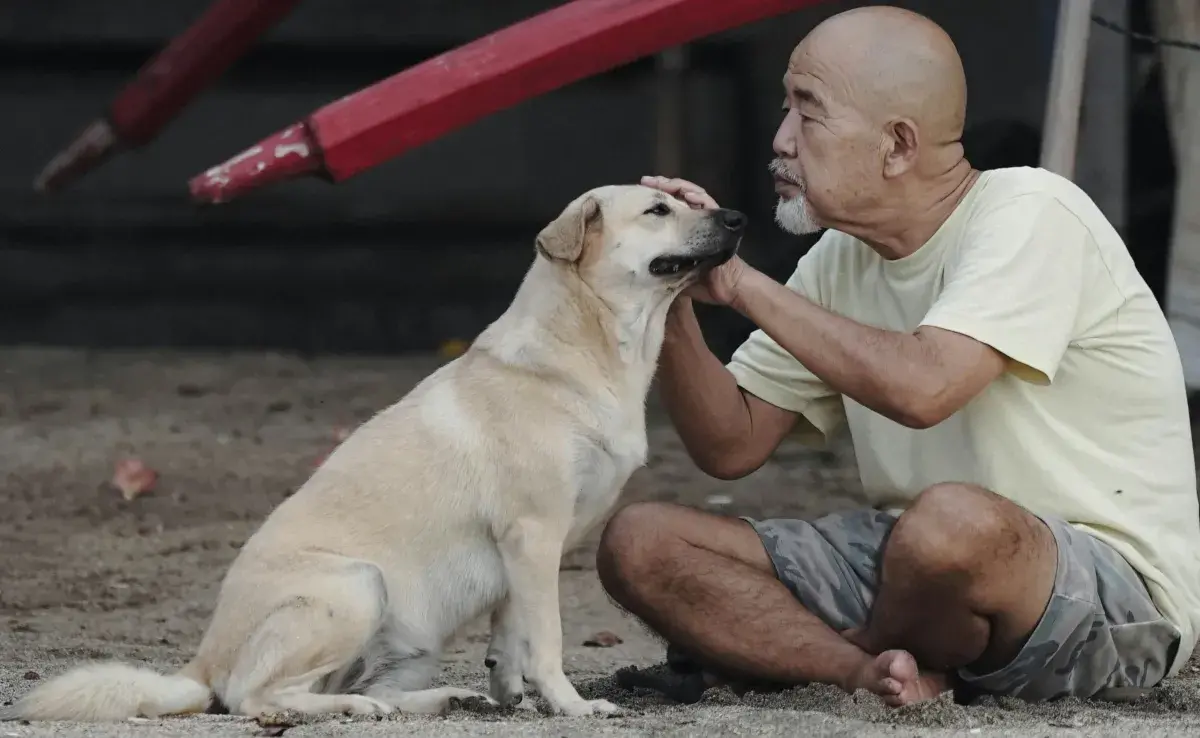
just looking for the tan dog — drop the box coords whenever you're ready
[2,184,745,721]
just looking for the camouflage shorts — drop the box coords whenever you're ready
[742,508,1182,701]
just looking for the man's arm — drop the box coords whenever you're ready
[657,297,800,480]
[723,192,1090,430]
[729,269,1006,429]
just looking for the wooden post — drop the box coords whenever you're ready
[1154,0,1200,390]
[654,46,689,177]
[1040,0,1096,178]
[1076,0,1129,233]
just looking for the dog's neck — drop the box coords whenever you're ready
[474,256,675,400]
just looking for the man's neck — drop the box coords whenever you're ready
[847,162,980,261]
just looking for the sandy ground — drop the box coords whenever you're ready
[1,347,1198,738]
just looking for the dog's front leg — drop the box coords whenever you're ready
[485,597,532,709]
[497,518,619,716]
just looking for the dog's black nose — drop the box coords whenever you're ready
[717,208,747,232]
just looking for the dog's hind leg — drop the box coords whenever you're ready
[369,683,493,715]
[343,623,496,715]
[221,557,393,717]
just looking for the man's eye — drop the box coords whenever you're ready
[644,203,671,216]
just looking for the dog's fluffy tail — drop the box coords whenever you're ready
[0,662,211,722]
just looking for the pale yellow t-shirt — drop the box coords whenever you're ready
[727,166,1200,676]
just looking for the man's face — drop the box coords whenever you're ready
[771,43,882,236]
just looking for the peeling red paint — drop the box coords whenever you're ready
[189,123,322,204]
[188,0,830,204]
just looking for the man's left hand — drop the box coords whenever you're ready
[639,175,754,308]
[687,254,750,307]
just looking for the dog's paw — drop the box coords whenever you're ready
[489,688,526,709]
[554,698,621,717]
[488,659,525,708]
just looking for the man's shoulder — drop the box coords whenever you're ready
[968,167,1099,222]
[975,166,1069,196]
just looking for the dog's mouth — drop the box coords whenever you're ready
[649,245,737,277]
[649,255,705,276]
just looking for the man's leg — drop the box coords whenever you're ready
[848,483,1059,676]
[949,510,1182,701]
[596,501,938,703]
[597,483,1075,706]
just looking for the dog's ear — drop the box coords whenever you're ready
[536,195,602,263]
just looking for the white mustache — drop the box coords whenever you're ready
[768,159,803,188]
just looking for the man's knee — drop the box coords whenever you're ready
[596,502,680,598]
[886,483,1045,577]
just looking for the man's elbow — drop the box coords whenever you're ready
[693,447,766,481]
[892,391,956,430]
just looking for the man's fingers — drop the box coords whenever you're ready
[642,175,700,192]
[681,191,718,209]
[643,176,705,199]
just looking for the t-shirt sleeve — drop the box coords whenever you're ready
[919,193,1087,385]
[725,236,846,445]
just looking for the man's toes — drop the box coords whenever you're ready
[880,650,920,683]
[879,677,903,696]
[866,651,948,708]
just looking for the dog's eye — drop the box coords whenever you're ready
[644,203,671,217]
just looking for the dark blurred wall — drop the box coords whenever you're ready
[0,0,1163,357]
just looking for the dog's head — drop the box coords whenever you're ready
[535,185,745,298]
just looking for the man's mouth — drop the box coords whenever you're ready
[768,159,803,190]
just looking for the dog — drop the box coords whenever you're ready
[1,184,745,721]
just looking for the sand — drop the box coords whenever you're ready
[1,347,1198,737]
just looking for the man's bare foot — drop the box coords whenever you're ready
[848,650,948,707]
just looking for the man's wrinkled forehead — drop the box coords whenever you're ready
[784,37,875,119]
[783,48,832,113]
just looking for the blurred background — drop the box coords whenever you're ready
[0,0,1188,363]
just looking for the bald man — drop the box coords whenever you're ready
[597,6,1200,707]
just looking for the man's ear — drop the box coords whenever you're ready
[882,118,920,178]
[536,195,602,263]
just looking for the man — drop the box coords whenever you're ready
[596,6,1200,707]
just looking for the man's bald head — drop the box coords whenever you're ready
[770,7,974,242]
[793,6,967,143]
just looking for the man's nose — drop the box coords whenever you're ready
[772,110,798,159]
